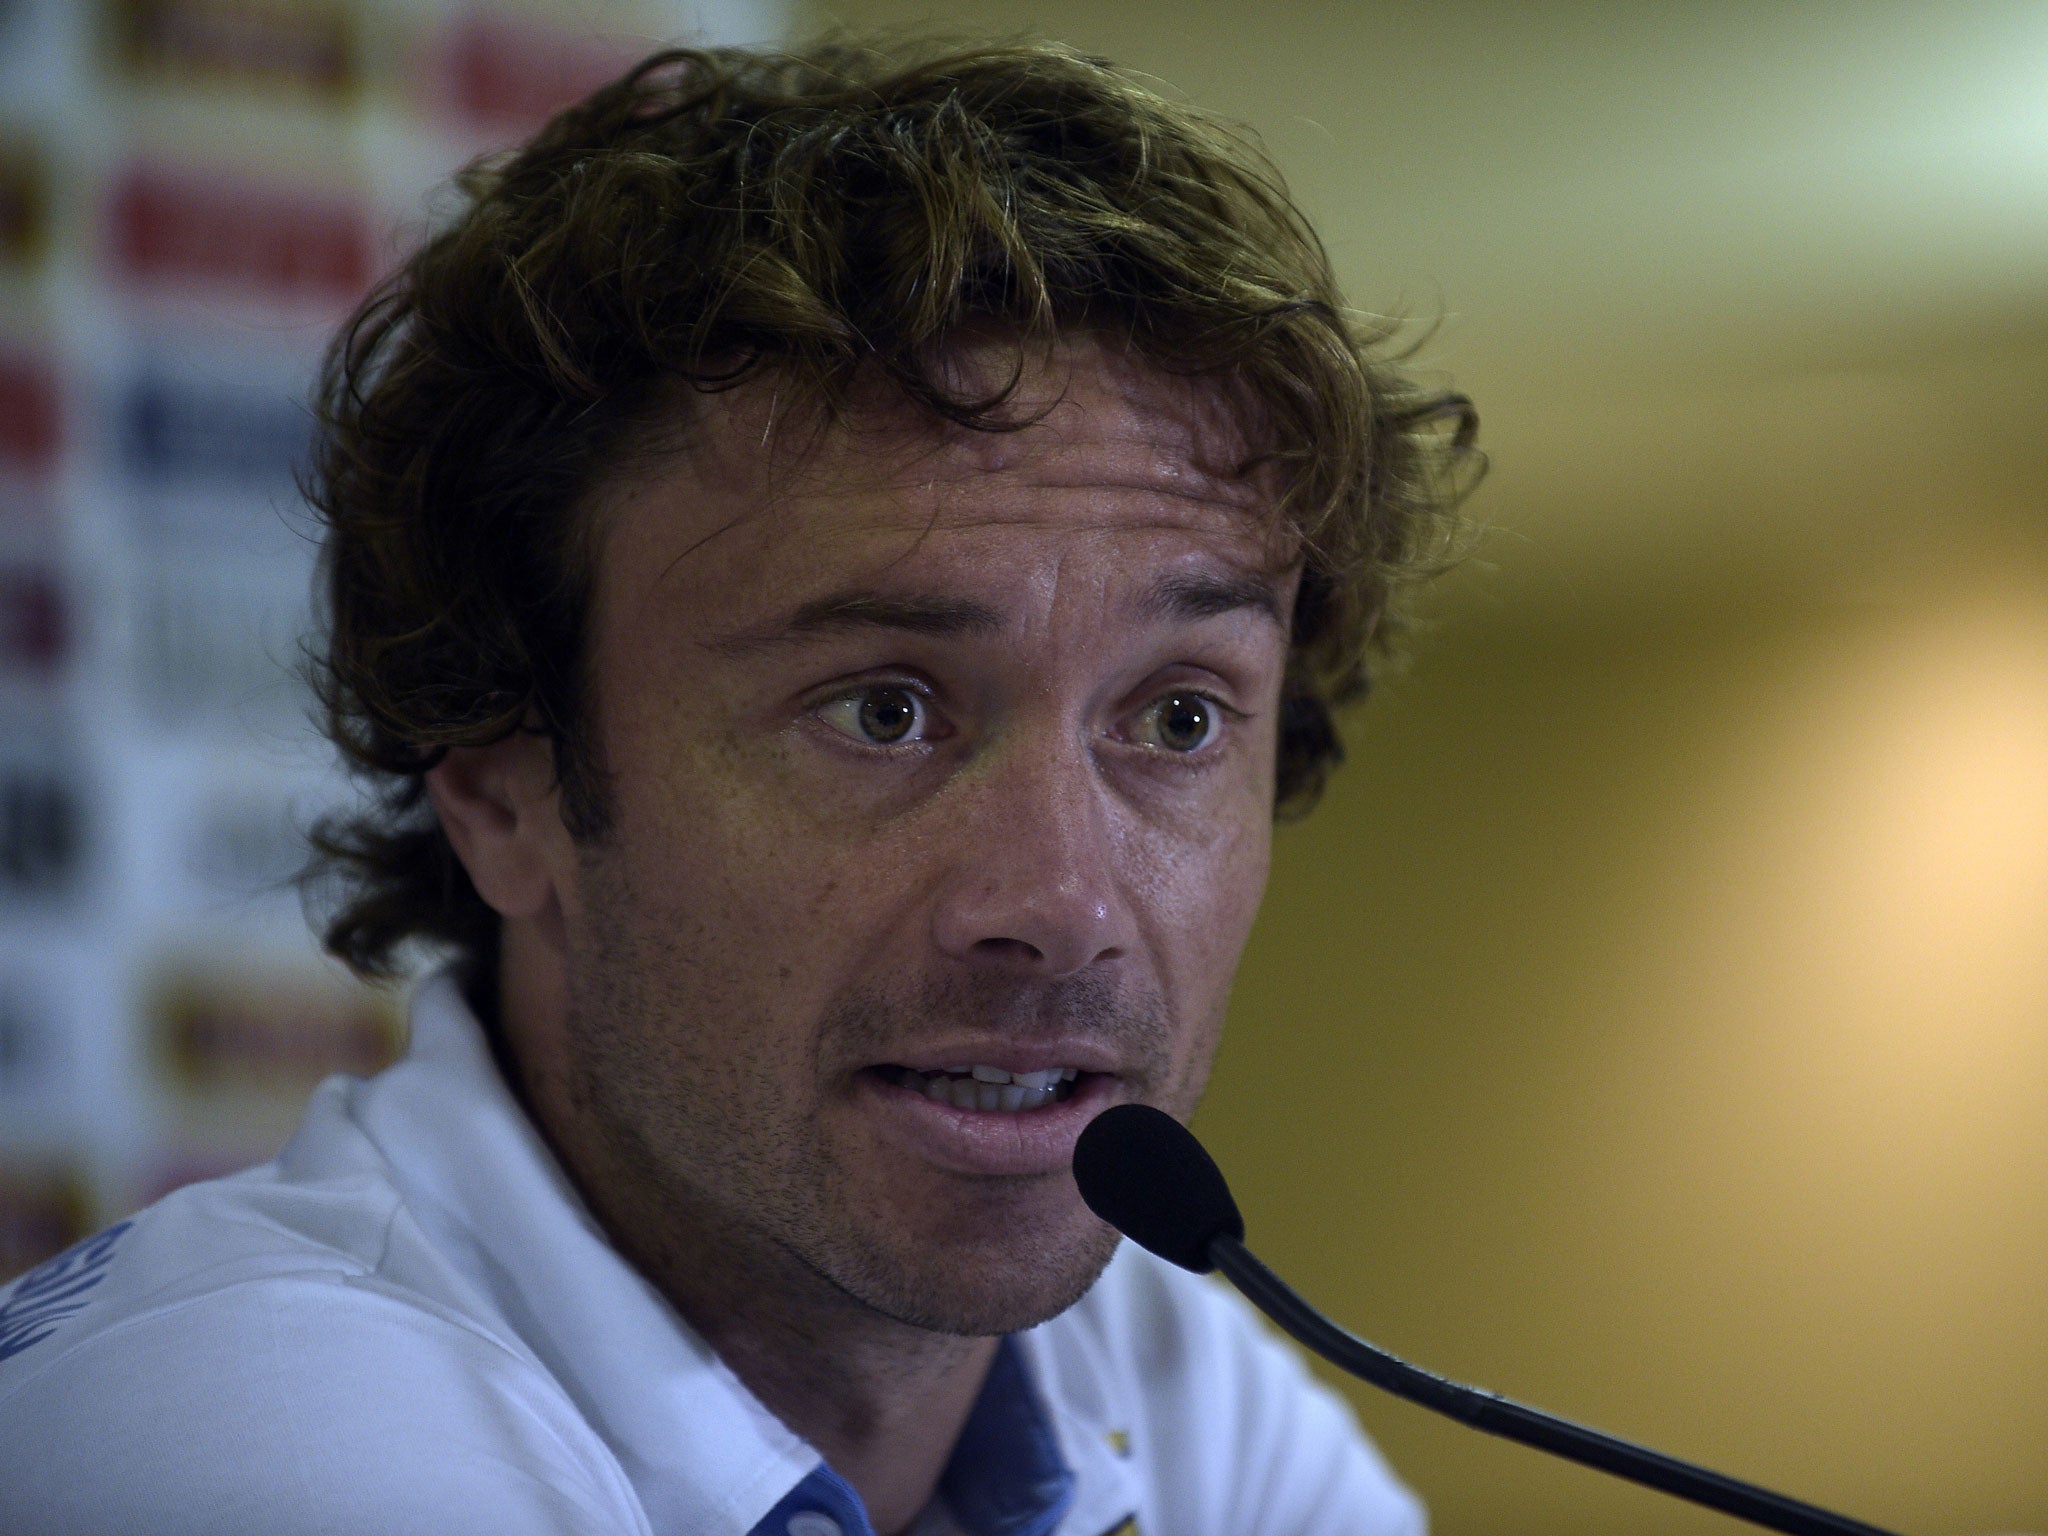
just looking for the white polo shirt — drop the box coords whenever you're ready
[0,973,1424,1536]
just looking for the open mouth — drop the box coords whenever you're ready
[873,1064,1086,1112]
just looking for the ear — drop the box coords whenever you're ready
[426,734,576,922]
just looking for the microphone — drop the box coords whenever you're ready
[1072,1104,1905,1536]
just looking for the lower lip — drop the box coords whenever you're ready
[857,1070,1120,1177]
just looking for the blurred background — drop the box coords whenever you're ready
[0,0,779,1285]
[0,2,2042,1533]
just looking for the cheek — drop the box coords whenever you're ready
[595,722,921,984]
[1196,817,1274,987]
[1132,788,1274,1000]
[1138,821,1269,1119]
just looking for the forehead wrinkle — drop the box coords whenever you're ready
[692,346,1268,512]
[899,419,1268,501]
[970,474,1266,515]
[588,342,1293,641]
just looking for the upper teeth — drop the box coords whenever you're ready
[908,1064,1081,1112]
[968,1065,1075,1088]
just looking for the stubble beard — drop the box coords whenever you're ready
[561,877,1184,1340]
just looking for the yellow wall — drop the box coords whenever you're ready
[798,4,2048,1530]
[1212,570,2048,1534]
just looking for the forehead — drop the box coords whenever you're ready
[591,338,1293,630]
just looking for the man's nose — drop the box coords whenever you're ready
[928,732,1137,978]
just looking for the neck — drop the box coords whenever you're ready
[493,921,995,1536]
[640,1205,999,1536]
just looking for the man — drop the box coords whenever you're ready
[0,40,1474,1535]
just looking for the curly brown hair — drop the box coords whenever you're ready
[303,37,1478,978]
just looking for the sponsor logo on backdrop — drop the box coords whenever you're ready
[0,1162,94,1290]
[149,962,401,1097]
[121,366,311,492]
[0,758,82,902]
[0,353,59,476]
[137,965,398,1211]
[0,135,47,273]
[110,163,371,301]
[107,0,360,101]
[0,564,64,676]
[437,9,640,129]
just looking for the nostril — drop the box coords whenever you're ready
[970,936,1045,964]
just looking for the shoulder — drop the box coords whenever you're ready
[0,1173,643,1535]
[1030,1243,1426,1536]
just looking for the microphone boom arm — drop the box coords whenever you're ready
[1208,1234,1902,1536]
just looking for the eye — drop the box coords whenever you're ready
[815,684,933,747]
[1131,692,1221,753]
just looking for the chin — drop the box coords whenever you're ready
[831,1216,1125,1337]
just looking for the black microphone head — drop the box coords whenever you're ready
[1072,1103,1244,1273]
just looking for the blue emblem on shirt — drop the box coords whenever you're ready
[0,1221,133,1364]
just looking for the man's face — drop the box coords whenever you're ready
[556,339,1296,1336]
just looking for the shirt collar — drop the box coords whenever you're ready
[937,1337,1075,1536]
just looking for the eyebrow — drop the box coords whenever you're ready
[1140,572,1287,629]
[710,591,1005,654]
